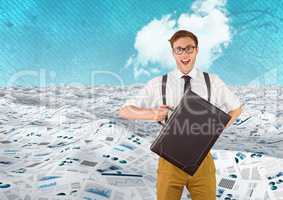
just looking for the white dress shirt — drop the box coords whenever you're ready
[124,67,241,114]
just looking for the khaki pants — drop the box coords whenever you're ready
[156,152,216,200]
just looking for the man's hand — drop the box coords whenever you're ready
[225,106,242,128]
[152,105,172,121]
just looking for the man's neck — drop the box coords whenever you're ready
[179,68,193,75]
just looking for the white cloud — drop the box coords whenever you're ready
[134,15,176,68]
[134,66,150,79]
[127,0,231,79]
[150,67,161,74]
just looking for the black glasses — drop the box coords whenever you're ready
[173,45,196,55]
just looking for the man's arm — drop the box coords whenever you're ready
[118,105,170,122]
[225,106,242,128]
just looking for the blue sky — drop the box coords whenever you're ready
[0,0,282,86]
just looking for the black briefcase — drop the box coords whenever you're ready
[150,90,231,176]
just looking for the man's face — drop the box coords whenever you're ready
[172,37,198,74]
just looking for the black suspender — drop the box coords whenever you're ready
[161,74,168,105]
[161,74,168,122]
[203,72,211,102]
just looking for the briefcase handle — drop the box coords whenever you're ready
[158,106,175,127]
[158,121,165,126]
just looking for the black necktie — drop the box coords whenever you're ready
[182,75,191,93]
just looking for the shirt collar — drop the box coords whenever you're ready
[173,67,198,80]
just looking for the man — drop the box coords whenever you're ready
[118,30,241,200]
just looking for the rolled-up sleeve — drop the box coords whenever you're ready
[214,75,241,113]
[122,78,158,109]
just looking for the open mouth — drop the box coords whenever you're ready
[181,59,191,65]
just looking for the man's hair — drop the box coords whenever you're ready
[169,30,198,48]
